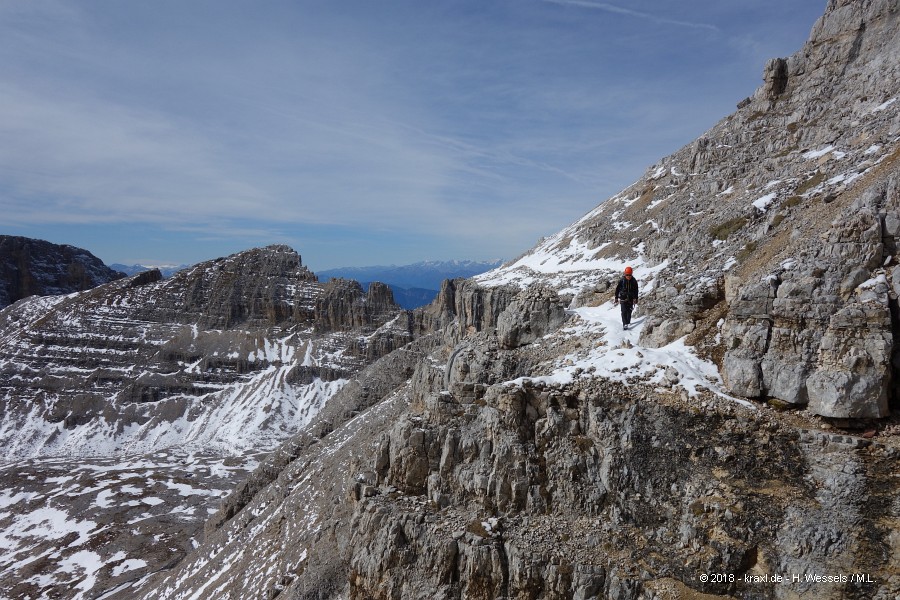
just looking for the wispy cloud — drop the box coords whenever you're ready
[0,0,820,269]
[542,0,720,32]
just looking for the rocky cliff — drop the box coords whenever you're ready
[478,0,900,421]
[0,235,126,308]
[122,2,900,599]
[0,244,410,599]
[130,287,900,600]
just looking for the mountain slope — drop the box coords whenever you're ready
[0,245,413,598]
[130,2,900,599]
[478,0,900,420]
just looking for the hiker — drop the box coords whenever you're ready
[614,266,639,330]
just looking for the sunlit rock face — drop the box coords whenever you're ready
[476,0,900,421]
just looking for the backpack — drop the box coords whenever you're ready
[617,277,635,302]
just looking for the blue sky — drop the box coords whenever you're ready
[1,0,825,272]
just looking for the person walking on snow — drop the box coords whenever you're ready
[614,266,639,330]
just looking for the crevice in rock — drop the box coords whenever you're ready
[496,536,511,599]
[888,295,900,411]
[764,57,789,99]
[844,22,867,69]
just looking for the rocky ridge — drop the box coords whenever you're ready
[129,2,900,599]
[133,280,900,600]
[0,244,410,598]
[478,0,900,421]
[4,1,900,599]
[0,235,126,309]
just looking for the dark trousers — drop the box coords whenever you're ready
[620,301,634,325]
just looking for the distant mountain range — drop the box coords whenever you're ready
[318,259,504,308]
[109,263,189,278]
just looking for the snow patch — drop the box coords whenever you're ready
[802,145,834,159]
[752,193,777,212]
[503,303,753,408]
[112,558,147,577]
[873,98,896,112]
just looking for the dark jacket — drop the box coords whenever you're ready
[615,276,639,303]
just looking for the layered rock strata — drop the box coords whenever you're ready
[0,244,410,598]
[5,0,900,598]
[129,2,900,599]
[0,245,411,458]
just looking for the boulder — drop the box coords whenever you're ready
[807,302,892,418]
[497,286,568,349]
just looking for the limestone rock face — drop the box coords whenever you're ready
[164,243,319,328]
[496,286,567,349]
[806,301,892,417]
[0,235,126,308]
[475,0,900,420]
[344,378,897,600]
[415,277,521,339]
[315,278,400,332]
[721,190,898,417]
[0,244,411,598]
[134,284,900,599]
[762,57,789,99]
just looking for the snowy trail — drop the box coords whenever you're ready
[507,300,755,408]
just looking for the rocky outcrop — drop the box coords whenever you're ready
[415,278,521,339]
[164,244,319,328]
[0,235,125,308]
[0,244,414,598]
[134,286,900,599]
[721,185,898,418]
[475,0,900,421]
[315,278,400,332]
[344,378,898,600]
[314,278,412,362]
[762,57,789,99]
[6,1,900,599]
[497,286,567,349]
